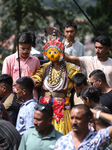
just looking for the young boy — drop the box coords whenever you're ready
[16,76,37,136]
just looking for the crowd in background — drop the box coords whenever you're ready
[0,22,112,150]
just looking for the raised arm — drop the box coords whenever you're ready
[64,52,80,66]
[91,108,112,138]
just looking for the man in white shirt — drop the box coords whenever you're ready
[65,35,112,88]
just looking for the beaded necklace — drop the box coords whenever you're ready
[48,62,64,86]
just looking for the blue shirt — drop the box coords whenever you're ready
[55,127,112,150]
[16,98,37,135]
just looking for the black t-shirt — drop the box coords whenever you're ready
[99,90,112,114]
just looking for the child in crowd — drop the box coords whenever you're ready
[16,76,37,136]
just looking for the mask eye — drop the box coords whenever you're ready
[48,51,51,54]
[54,51,57,54]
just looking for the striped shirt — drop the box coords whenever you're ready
[0,119,21,150]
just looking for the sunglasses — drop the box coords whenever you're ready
[90,80,98,86]
[34,104,52,116]
[34,105,46,111]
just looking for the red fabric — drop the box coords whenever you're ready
[53,100,64,122]
[40,96,51,104]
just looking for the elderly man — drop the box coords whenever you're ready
[19,103,63,150]
[55,104,112,150]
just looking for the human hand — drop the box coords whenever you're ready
[90,108,97,120]
[64,52,70,61]
[32,78,41,88]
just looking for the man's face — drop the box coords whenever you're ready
[64,26,77,42]
[70,108,89,133]
[95,42,110,59]
[19,44,31,60]
[74,83,86,94]
[15,84,24,99]
[0,84,4,97]
[89,76,101,91]
[33,110,50,132]
[46,47,61,62]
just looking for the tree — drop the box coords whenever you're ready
[86,0,112,57]
[0,0,49,53]
[0,0,97,73]
[0,0,90,55]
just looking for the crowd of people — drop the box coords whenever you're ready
[0,21,112,150]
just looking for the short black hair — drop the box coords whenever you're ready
[94,106,111,127]
[28,31,36,47]
[0,74,13,90]
[89,69,106,83]
[73,73,87,86]
[81,86,100,103]
[34,103,53,118]
[94,106,111,114]
[64,21,77,30]
[72,104,93,118]
[95,35,111,47]
[17,32,32,45]
[16,76,34,93]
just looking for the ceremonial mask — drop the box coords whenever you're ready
[43,39,64,62]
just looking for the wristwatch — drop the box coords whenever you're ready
[96,110,101,120]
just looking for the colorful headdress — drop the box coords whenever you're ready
[43,39,64,61]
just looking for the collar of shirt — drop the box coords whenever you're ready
[1,97,5,103]
[64,41,76,47]
[64,41,69,47]
[65,130,96,149]
[82,130,96,142]
[21,98,36,107]
[32,125,56,139]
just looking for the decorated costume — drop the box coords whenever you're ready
[32,39,79,134]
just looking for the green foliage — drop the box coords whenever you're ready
[86,0,112,57]
[0,0,98,58]
[50,0,78,31]
[0,0,80,54]
[0,0,49,53]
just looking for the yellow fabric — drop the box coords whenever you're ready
[32,61,80,134]
[32,61,80,94]
[52,109,72,135]
[64,97,71,106]
[31,62,51,82]
[66,62,80,95]
[48,68,61,84]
